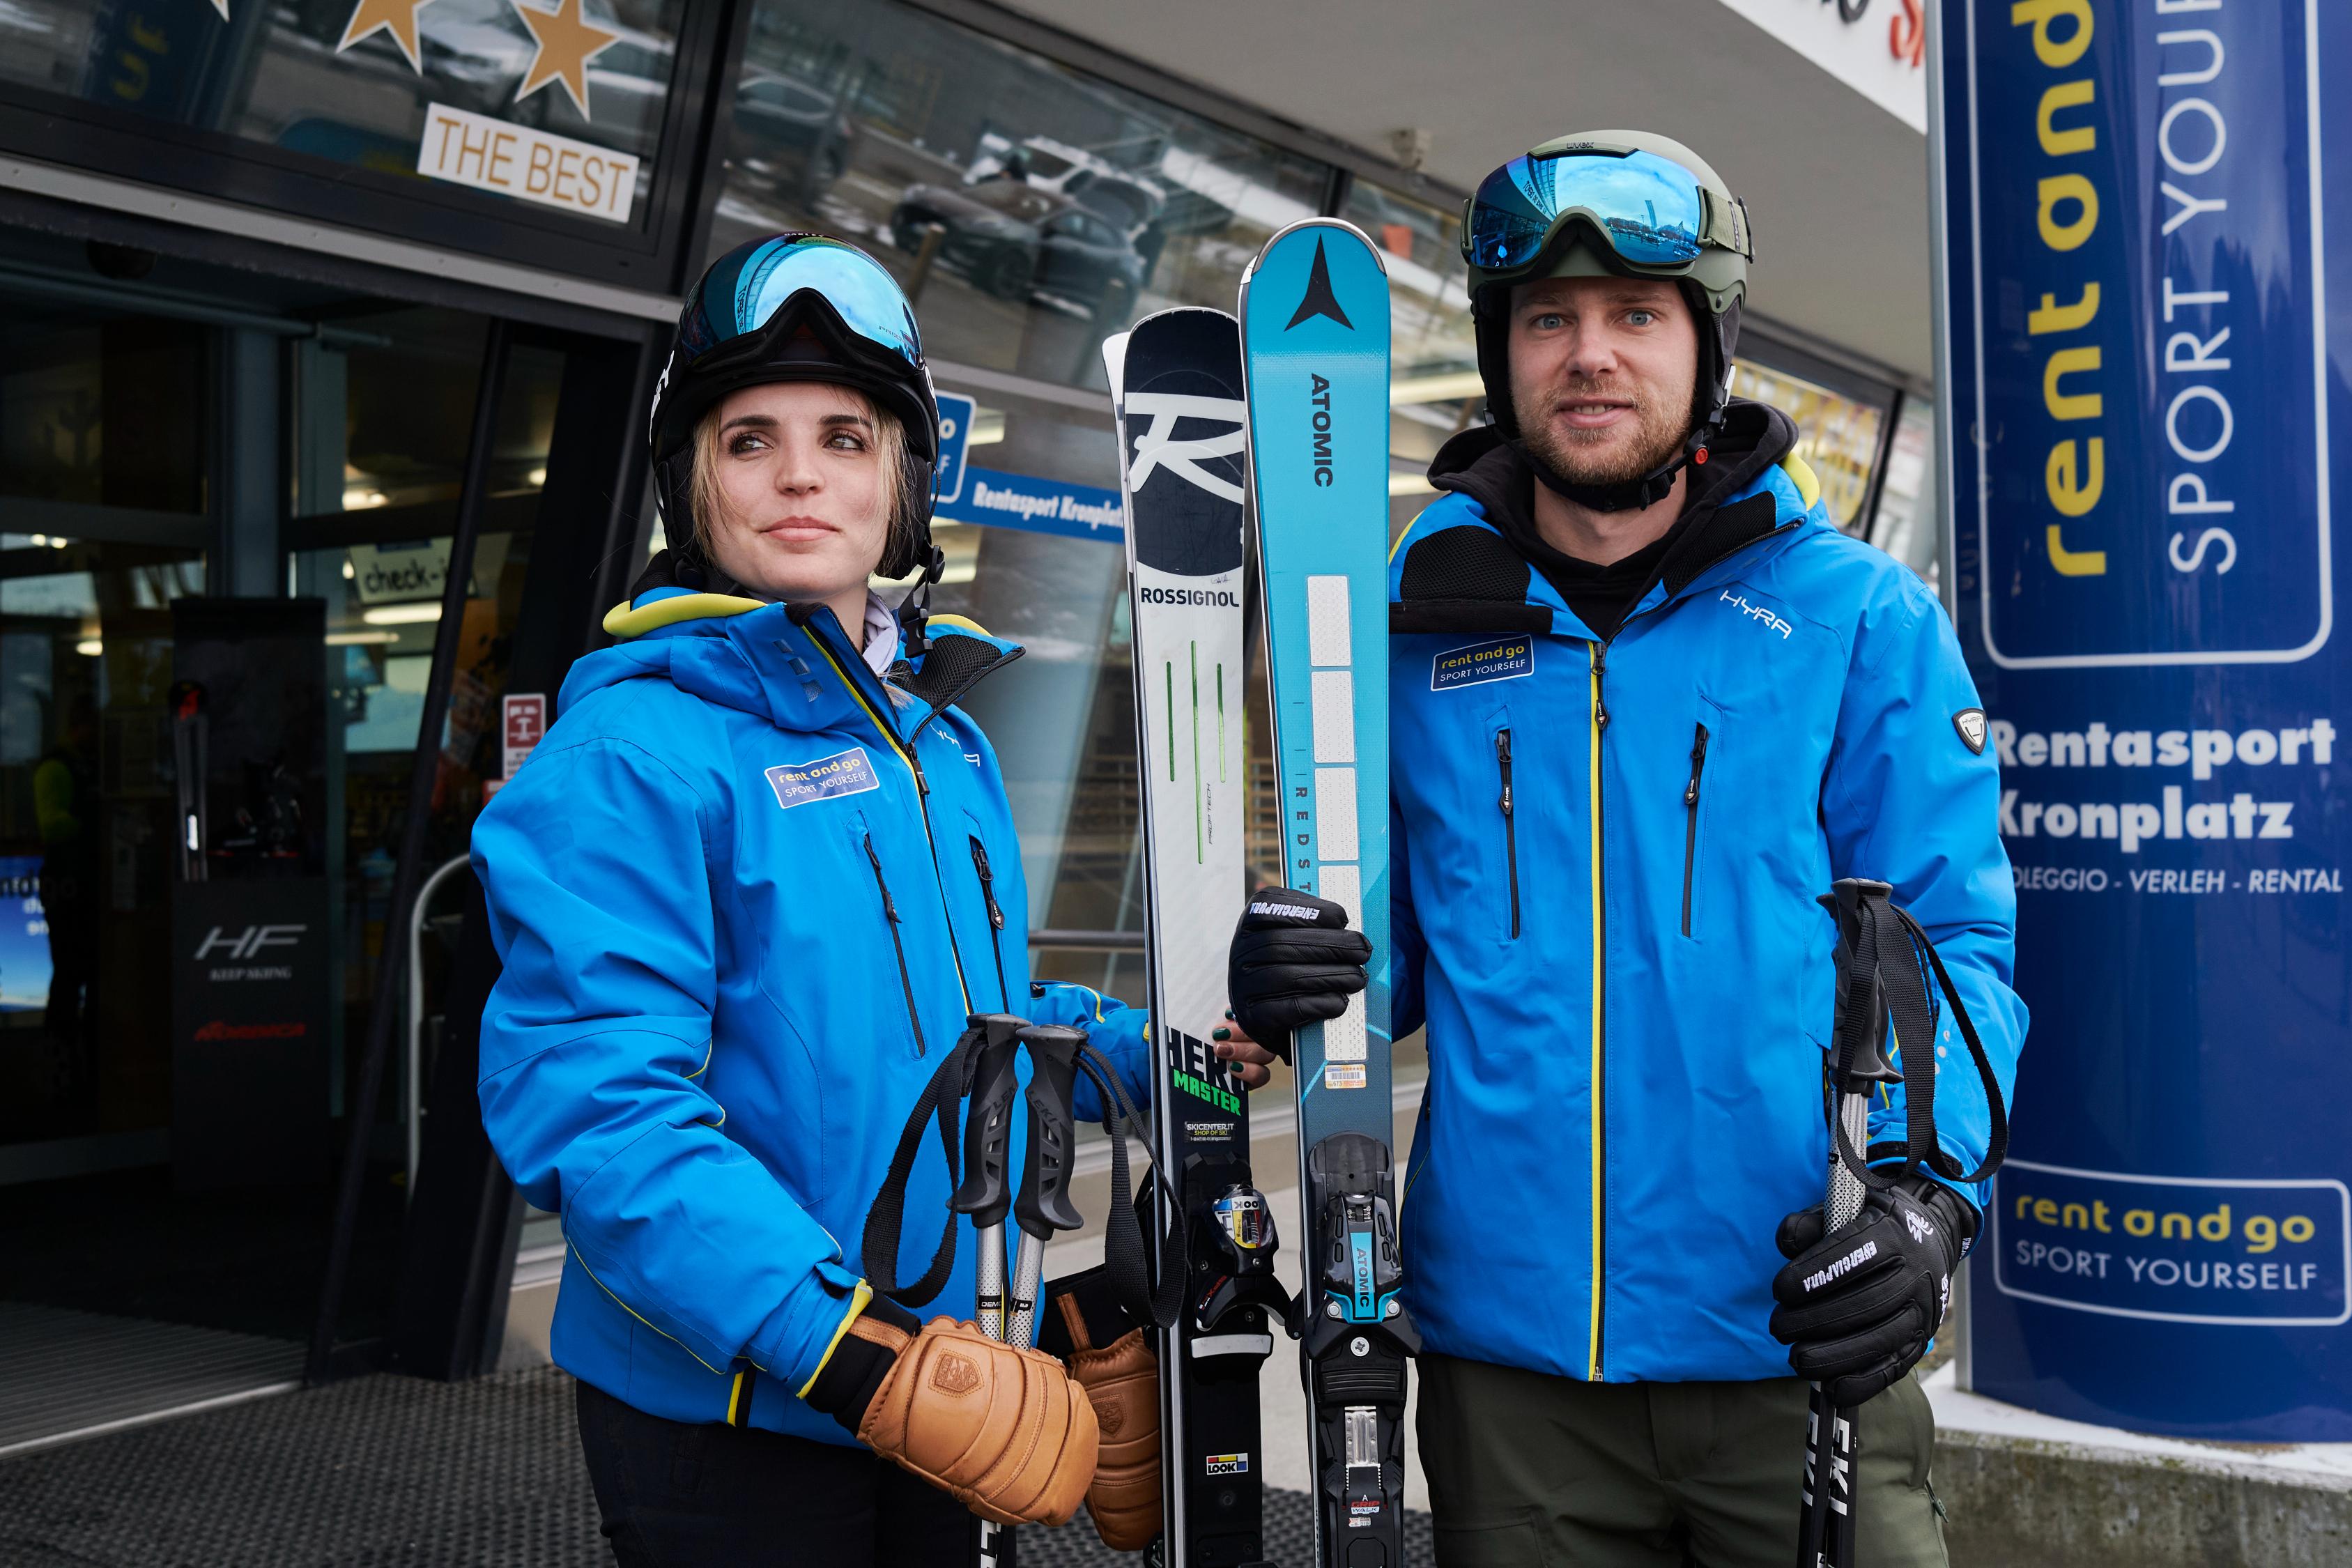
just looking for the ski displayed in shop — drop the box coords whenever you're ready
[1105,309,1286,1568]
[1237,221,1417,1566]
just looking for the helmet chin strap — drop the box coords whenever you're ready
[896,545,948,659]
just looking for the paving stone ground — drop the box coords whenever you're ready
[0,1367,1432,1567]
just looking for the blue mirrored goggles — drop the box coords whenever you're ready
[683,233,923,370]
[1463,148,1748,275]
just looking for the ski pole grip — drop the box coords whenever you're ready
[1014,1024,1087,1241]
[1821,879,1903,1091]
[951,1013,1027,1226]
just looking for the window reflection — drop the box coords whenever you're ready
[0,305,207,515]
[713,0,1328,389]
[1868,397,1939,588]
[1344,182,1482,538]
[1730,360,1888,531]
[0,0,684,230]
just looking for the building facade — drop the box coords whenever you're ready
[0,0,1938,1449]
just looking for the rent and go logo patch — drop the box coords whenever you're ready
[1431,637,1532,692]
[764,748,880,810]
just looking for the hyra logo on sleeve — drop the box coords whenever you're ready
[764,747,881,810]
[1431,636,1533,692]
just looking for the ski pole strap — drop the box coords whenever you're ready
[1070,1040,1185,1331]
[861,1022,987,1308]
[1834,886,2009,1190]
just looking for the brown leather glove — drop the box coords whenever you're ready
[1054,1292,1161,1551]
[804,1296,1100,1527]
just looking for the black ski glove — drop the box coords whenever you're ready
[1225,887,1371,1065]
[1768,1172,1976,1406]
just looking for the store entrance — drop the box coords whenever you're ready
[0,225,647,1453]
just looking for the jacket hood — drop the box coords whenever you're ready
[559,552,1022,734]
[1393,398,1825,637]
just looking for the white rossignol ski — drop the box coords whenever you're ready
[1238,221,1417,1566]
[1106,312,1284,1568]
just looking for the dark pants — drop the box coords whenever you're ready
[1418,1355,1946,1568]
[574,1376,972,1567]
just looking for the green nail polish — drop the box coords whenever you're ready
[1213,1027,1231,1041]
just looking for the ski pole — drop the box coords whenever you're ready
[1008,1024,1087,1348]
[950,1013,1027,1341]
[1798,879,1905,1568]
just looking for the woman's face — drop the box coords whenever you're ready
[701,381,893,606]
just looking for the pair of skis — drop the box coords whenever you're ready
[1105,220,1415,1568]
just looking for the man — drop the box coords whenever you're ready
[1225,131,2024,1565]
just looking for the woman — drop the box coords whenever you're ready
[471,233,1278,1566]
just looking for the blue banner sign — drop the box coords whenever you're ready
[935,465,1123,544]
[1956,0,2328,666]
[1942,0,2352,1438]
[933,392,976,505]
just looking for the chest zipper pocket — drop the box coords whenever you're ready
[863,833,927,1056]
[968,835,1010,1008]
[1681,722,1710,939]
[1496,727,1520,941]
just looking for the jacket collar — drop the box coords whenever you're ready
[1390,399,1826,639]
[563,551,1024,737]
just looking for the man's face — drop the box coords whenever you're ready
[1507,275,1700,488]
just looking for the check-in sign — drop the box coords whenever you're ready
[419,103,638,224]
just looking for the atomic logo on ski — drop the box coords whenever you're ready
[1285,238,1355,331]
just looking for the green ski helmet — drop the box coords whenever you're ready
[1461,129,1753,510]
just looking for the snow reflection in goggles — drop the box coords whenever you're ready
[1463,147,1748,274]
[679,233,923,370]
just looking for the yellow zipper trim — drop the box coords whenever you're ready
[726,1369,751,1424]
[796,1279,878,1398]
[1588,643,1606,1383]
[806,633,974,1015]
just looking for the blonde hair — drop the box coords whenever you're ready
[686,383,919,575]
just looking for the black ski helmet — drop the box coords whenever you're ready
[1461,130,1753,512]
[648,233,942,581]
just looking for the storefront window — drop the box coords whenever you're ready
[286,325,560,1079]
[1343,182,1482,538]
[1730,358,1889,532]
[1868,396,1939,589]
[710,0,1330,390]
[1,0,685,236]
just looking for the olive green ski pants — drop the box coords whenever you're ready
[1417,1355,1946,1568]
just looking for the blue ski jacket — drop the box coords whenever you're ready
[472,581,1148,1447]
[1387,407,2026,1386]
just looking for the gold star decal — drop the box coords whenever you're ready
[509,0,619,121]
[337,0,439,72]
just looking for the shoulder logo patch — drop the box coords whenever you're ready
[1953,709,1988,755]
[1431,636,1533,692]
[764,747,881,810]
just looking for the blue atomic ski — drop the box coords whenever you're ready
[1239,220,1417,1566]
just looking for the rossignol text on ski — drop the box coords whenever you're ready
[1105,309,1287,1568]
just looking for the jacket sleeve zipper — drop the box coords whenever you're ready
[1496,728,1520,939]
[863,833,928,1056]
[968,835,1011,1009]
[1681,721,1710,939]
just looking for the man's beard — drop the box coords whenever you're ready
[1520,378,1691,488]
